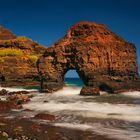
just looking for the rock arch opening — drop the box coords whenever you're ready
[64,70,84,87]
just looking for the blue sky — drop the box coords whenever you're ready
[0,0,140,77]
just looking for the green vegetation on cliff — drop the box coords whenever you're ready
[0,57,4,62]
[28,55,39,66]
[0,48,23,57]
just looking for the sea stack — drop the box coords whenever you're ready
[38,22,140,94]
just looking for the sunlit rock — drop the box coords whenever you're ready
[38,22,140,94]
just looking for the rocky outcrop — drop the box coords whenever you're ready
[80,87,100,96]
[0,27,46,86]
[0,26,16,40]
[34,113,55,121]
[0,101,22,111]
[38,22,140,94]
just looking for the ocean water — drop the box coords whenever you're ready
[64,77,84,87]
[1,78,140,140]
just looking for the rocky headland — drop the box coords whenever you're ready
[0,26,46,87]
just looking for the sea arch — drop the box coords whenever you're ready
[37,22,138,95]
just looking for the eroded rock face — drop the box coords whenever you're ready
[0,26,16,40]
[38,22,140,94]
[0,27,46,86]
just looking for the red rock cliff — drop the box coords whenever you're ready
[0,27,46,86]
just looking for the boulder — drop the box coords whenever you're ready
[34,113,55,121]
[80,87,100,96]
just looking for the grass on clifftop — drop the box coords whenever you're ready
[0,48,23,57]
[28,55,38,66]
[0,57,4,62]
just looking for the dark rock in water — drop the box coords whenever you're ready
[0,89,30,96]
[0,101,22,111]
[7,94,31,104]
[38,22,140,94]
[8,91,30,95]
[43,100,49,103]
[0,89,8,95]
[40,81,64,92]
[0,90,32,106]
[23,109,33,112]
[80,87,100,96]
[34,113,55,121]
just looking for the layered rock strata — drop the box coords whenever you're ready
[0,27,46,86]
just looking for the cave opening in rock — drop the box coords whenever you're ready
[64,70,84,87]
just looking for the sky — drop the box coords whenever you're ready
[0,0,140,77]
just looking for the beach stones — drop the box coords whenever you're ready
[0,90,32,112]
[0,100,22,111]
[0,131,9,140]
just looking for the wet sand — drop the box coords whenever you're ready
[0,113,115,140]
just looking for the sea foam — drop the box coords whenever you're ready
[23,86,140,122]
